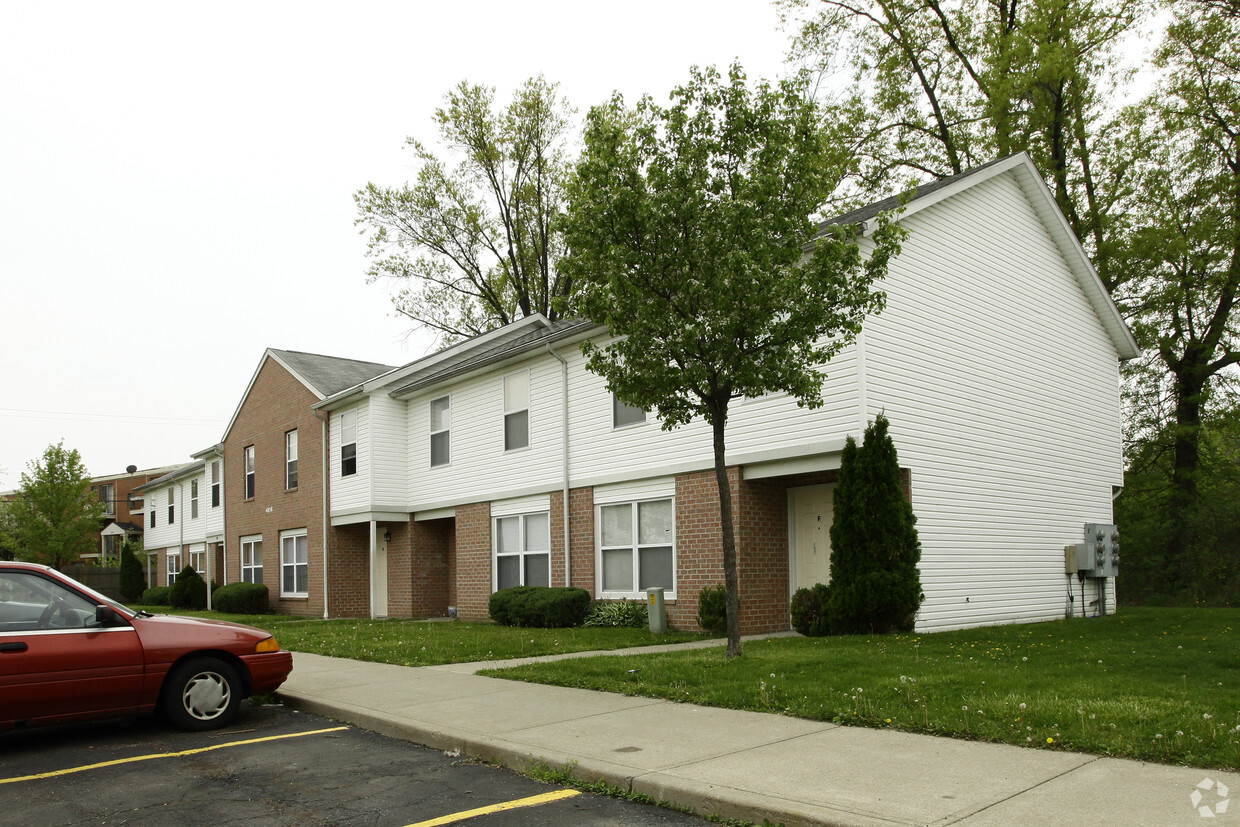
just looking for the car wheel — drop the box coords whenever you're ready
[162,657,243,731]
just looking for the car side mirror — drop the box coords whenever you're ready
[95,604,125,627]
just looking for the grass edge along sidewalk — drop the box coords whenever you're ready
[481,607,1240,772]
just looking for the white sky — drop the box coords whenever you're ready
[0,1,794,490]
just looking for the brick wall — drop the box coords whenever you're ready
[453,502,491,620]
[409,518,451,617]
[327,523,370,617]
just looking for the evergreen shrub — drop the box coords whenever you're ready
[169,565,208,610]
[488,586,592,627]
[213,582,271,614]
[119,542,146,602]
[790,583,832,636]
[141,586,171,605]
[696,584,727,633]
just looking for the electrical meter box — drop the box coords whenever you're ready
[1082,523,1120,578]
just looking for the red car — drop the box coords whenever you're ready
[0,561,293,732]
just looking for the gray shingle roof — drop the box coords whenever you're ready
[271,350,397,398]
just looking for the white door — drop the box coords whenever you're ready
[373,533,389,619]
[790,484,834,594]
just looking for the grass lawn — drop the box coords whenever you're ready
[127,606,706,667]
[481,607,1240,771]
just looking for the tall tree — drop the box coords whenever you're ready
[356,76,574,346]
[1112,4,1240,585]
[561,64,904,658]
[7,442,103,571]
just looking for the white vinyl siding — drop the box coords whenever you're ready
[860,173,1123,632]
[369,395,407,507]
[330,402,370,513]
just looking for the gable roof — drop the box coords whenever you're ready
[133,461,202,493]
[222,349,398,441]
[821,152,1140,361]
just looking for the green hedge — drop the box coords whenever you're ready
[141,586,171,605]
[213,582,270,614]
[696,584,727,633]
[489,586,592,628]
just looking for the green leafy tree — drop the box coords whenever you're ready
[826,414,923,633]
[119,539,146,602]
[356,76,575,346]
[561,64,904,658]
[0,500,18,561]
[7,442,103,570]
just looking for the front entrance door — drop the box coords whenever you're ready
[790,484,834,595]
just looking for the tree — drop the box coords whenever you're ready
[826,414,923,633]
[119,539,146,602]
[356,76,575,346]
[0,500,17,561]
[1111,5,1240,585]
[561,64,904,658]
[6,442,103,570]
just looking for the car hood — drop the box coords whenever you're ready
[130,613,277,654]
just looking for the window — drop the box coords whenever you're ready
[166,550,182,587]
[189,548,205,576]
[167,488,175,525]
[244,445,255,499]
[286,429,299,489]
[430,396,451,467]
[190,479,199,519]
[149,505,156,528]
[340,411,357,477]
[241,537,263,584]
[98,483,115,516]
[612,393,646,428]
[599,498,675,595]
[102,535,117,556]
[281,532,309,597]
[503,372,529,451]
[494,512,550,590]
[210,460,221,508]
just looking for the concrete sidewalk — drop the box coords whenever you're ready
[278,643,1237,826]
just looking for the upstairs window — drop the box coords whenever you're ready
[190,479,199,519]
[340,410,358,476]
[286,429,299,489]
[430,396,451,467]
[210,460,221,508]
[503,372,529,451]
[98,483,115,516]
[244,446,256,499]
[612,393,646,428]
[167,488,175,525]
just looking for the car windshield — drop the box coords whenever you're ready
[60,571,140,618]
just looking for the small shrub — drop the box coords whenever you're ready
[169,565,207,610]
[791,583,832,636]
[696,584,727,633]
[583,598,649,628]
[141,586,171,605]
[489,586,592,628]
[119,542,146,602]
[213,582,270,614]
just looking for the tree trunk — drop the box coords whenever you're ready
[710,406,742,659]
[1167,366,1206,590]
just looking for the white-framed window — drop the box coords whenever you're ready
[167,488,175,525]
[166,550,182,587]
[244,445,256,499]
[189,547,205,576]
[241,536,263,584]
[210,460,221,508]
[340,410,358,476]
[430,395,451,467]
[98,483,115,516]
[190,479,199,519]
[598,498,675,597]
[612,393,646,428]
[286,429,298,489]
[494,511,551,590]
[280,530,309,597]
[149,504,156,528]
[102,535,117,556]
[503,371,529,451]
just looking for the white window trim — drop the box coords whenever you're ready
[280,529,309,598]
[166,550,182,587]
[210,460,221,508]
[611,393,647,429]
[340,410,358,477]
[502,370,530,452]
[430,395,451,467]
[492,511,552,591]
[595,497,677,600]
[190,479,199,520]
[189,545,206,577]
[286,429,299,490]
[244,445,256,499]
[241,535,263,585]
[167,487,175,525]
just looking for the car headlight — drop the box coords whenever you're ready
[254,637,281,653]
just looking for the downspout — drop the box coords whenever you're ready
[545,342,571,587]
[315,409,331,619]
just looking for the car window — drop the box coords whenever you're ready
[0,571,110,631]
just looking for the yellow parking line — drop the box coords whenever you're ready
[404,788,582,826]
[0,725,348,785]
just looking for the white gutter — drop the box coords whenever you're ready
[545,340,571,588]
[315,409,331,619]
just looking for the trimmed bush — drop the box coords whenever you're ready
[790,583,831,636]
[696,584,727,634]
[583,598,649,628]
[119,542,146,602]
[141,586,171,605]
[488,586,592,628]
[213,582,270,614]
[826,414,923,634]
[169,565,207,610]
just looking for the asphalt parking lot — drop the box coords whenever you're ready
[0,704,709,826]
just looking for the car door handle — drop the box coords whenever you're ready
[0,641,28,652]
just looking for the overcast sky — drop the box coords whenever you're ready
[0,1,794,490]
